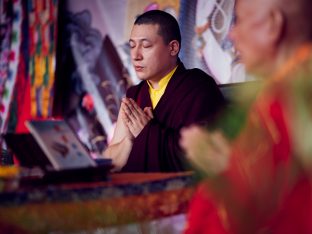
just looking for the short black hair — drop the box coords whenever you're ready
[134,10,181,46]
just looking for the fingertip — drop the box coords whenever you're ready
[129,98,136,104]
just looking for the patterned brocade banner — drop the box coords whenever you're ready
[0,0,58,135]
[28,0,58,118]
[0,0,22,133]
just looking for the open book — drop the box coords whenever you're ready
[26,119,98,171]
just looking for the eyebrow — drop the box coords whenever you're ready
[129,38,152,44]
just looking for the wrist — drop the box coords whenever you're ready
[123,136,134,146]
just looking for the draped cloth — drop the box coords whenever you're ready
[184,45,312,234]
[122,62,225,172]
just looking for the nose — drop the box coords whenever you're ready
[131,46,143,61]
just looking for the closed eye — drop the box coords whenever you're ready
[129,41,136,49]
[142,39,152,48]
[143,44,152,48]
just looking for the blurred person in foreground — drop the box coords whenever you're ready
[180,0,312,233]
[103,10,225,172]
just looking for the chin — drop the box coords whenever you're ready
[137,75,148,81]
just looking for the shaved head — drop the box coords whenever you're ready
[231,0,312,76]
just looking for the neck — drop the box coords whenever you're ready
[252,41,310,79]
[271,42,312,81]
[148,60,178,89]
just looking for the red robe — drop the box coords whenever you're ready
[184,46,312,233]
[122,62,225,172]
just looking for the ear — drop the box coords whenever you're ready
[168,40,180,56]
[268,9,285,44]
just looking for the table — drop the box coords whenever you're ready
[0,172,195,233]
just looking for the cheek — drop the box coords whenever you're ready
[144,50,163,67]
[146,48,161,58]
[236,26,268,54]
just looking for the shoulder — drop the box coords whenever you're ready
[181,68,219,88]
[177,68,225,104]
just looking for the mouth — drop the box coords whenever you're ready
[134,66,144,72]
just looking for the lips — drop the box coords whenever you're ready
[134,65,144,72]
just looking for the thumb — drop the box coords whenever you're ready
[144,107,154,119]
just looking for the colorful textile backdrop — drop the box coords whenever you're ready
[0,0,58,135]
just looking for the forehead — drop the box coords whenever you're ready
[236,0,253,13]
[130,24,161,40]
[236,0,269,15]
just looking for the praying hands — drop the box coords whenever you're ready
[121,97,153,138]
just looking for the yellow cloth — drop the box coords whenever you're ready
[147,66,178,108]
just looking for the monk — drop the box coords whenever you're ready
[104,10,225,172]
[180,0,312,233]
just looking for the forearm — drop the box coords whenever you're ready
[103,137,133,171]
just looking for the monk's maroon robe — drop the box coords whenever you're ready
[122,62,225,172]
